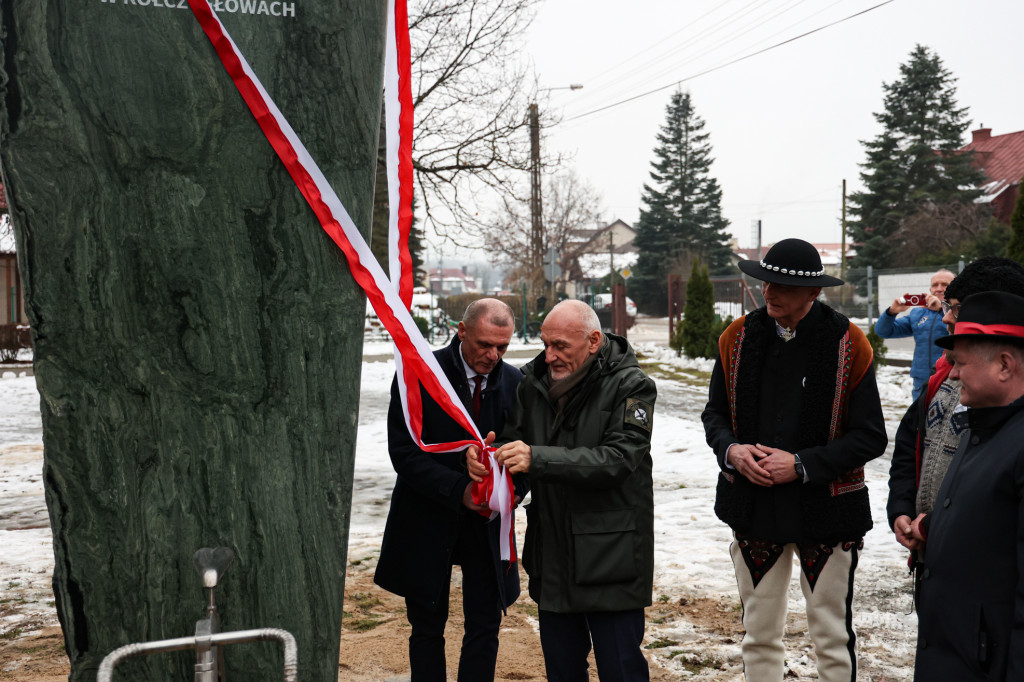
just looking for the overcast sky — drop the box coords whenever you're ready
[524,0,1024,250]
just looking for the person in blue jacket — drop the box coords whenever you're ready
[874,269,954,401]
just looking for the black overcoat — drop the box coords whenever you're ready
[374,337,525,610]
[914,400,1024,681]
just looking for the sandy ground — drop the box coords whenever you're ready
[0,554,838,681]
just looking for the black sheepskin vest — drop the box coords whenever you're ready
[714,304,872,545]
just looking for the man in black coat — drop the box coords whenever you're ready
[912,291,1024,681]
[374,298,526,681]
[702,239,887,681]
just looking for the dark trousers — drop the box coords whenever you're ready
[405,514,502,682]
[538,608,649,682]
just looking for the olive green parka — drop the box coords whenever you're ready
[501,333,657,613]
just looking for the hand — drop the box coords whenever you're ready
[908,513,928,545]
[888,297,910,315]
[754,444,799,485]
[462,482,489,512]
[893,514,923,550]
[494,440,532,475]
[726,443,773,487]
[466,431,496,483]
[924,293,943,312]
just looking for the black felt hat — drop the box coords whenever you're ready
[935,290,1024,349]
[738,238,844,287]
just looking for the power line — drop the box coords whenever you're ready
[565,0,896,122]
[579,0,801,110]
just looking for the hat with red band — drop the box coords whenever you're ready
[936,290,1024,349]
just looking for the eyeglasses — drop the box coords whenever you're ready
[940,301,961,319]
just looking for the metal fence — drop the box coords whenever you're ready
[674,262,965,326]
[823,263,963,324]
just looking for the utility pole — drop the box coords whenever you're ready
[608,228,614,279]
[529,102,543,295]
[529,84,582,297]
[841,179,847,283]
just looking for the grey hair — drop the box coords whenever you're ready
[958,337,1024,365]
[462,298,514,329]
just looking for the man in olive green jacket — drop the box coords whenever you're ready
[469,299,657,682]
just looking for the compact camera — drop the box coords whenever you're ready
[902,293,928,306]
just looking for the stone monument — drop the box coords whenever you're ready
[0,1,385,679]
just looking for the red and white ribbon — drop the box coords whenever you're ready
[381,0,514,555]
[186,0,515,559]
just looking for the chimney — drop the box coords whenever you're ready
[972,127,992,144]
[461,265,468,275]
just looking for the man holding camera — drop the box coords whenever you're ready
[874,269,954,401]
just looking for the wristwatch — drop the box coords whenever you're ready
[793,454,805,481]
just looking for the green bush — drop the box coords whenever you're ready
[669,319,685,356]
[867,327,888,366]
[412,315,429,337]
[680,260,718,359]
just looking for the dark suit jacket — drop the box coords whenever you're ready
[915,400,1024,681]
[374,336,525,610]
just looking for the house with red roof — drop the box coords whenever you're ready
[960,127,1024,223]
[427,266,480,296]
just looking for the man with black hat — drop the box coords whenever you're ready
[910,290,1024,681]
[702,238,887,681]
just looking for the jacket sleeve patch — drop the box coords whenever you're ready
[624,398,653,433]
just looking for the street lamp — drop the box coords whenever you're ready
[529,84,583,297]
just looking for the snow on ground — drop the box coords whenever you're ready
[1,338,922,679]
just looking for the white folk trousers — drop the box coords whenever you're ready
[730,537,859,682]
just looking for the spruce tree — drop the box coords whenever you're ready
[681,259,717,359]
[1008,188,1024,264]
[848,45,985,270]
[632,91,731,313]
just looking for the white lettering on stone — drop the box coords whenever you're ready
[99,0,296,18]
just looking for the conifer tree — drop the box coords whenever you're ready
[632,91,731,313]
[1008,188,1024,264]
[681,259,717,359]
[848,45,985,270]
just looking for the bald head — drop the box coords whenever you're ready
[544,299,601,336]
[930,269,954,300]
[541,300,603,380]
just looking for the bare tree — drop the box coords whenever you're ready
[892,201,993,266]
[490,168,601,290]
[409,0,555,236]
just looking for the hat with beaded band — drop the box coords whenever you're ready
[737,237,844,287]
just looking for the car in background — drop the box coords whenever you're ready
[579,293,637,331]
